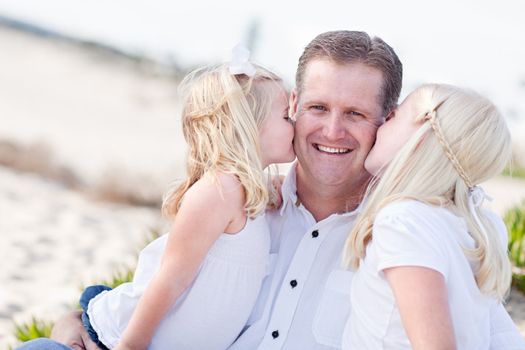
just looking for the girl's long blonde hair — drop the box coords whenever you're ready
[344,84,512,301]
[162,63,283,219]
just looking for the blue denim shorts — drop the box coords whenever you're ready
[79,285,112,350]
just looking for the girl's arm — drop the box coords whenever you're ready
[384,266,457,350]
[114,173,244,350]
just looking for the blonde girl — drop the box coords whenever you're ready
[79,53,295,350]
[343,84,513,349]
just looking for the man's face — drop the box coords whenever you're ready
[291,59,385,189]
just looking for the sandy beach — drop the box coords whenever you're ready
[0,166,168,347]
[1,24,525,349]
[0,25,178,348]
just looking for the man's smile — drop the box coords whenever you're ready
[314,143,351,155]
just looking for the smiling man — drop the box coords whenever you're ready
[293,59,385,222]
[229,30,401,350]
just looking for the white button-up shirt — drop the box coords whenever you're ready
[230,165,525,350]
[230,165,357,350]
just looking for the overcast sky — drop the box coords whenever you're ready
[1,0,524,124]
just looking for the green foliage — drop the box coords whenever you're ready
[505,200,525,267]
[96,267,135,289]
[13,317,53,342]
[502,166,525,179]
[505,200,525,294]
[512,272,525,292]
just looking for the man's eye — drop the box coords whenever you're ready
[311,105,326,111]
[349,111,364,117]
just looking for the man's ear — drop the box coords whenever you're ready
[384,108,395,122]
[290,89,299,121]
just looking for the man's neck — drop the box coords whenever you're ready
[295,171,369,222]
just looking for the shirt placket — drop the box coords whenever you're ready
[259,218,331,349]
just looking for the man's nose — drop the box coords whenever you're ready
[323,113,346,140]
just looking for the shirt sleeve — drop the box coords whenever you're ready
[489,302,525,349]
[372,204,450,277]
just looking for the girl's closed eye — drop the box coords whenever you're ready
[283,112,295,124]
[311,105,327,112]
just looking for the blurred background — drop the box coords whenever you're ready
[1,0,525,348]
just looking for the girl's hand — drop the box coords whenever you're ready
[269,175,285,209]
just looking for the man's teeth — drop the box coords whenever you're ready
[317,145,350,154]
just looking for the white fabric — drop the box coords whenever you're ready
[468,185,494,250]
[489,302,525,349]
[230,165,359,350]
[230,165,524,350]
[87,214,271,350]
[342,200,516,350]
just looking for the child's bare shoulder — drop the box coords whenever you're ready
[183,171,243,208]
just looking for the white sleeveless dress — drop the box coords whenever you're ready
[87,214,271,350]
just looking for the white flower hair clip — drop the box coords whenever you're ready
[468,185,493,245]
[228,44,256,77]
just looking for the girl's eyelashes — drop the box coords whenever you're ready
[284,115,293,124]
[283,114,295,125]
[311,105,327,111]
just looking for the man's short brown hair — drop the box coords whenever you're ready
[296,30,402,116]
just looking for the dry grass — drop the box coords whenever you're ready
[0,139,80,187]
[90,169,163,208]
[0,138,161,208]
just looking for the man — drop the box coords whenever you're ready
[18,30,524,350]
[230,30,399,349]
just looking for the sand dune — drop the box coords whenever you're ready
[0,25,186,204]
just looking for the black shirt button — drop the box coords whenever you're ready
[272,330,279,338]
[312,230,319,238]
[290,279,298,288]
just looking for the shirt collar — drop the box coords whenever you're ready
[279,162,365,220]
